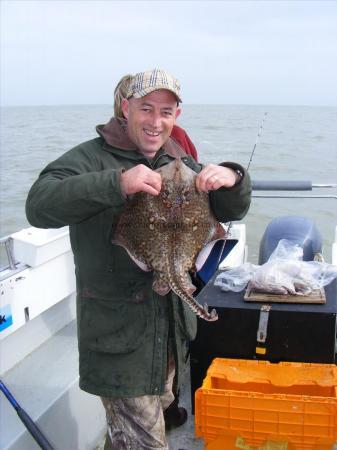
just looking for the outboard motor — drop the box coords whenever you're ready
[258,216,322,264]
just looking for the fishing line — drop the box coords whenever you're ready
[215,111,268,270]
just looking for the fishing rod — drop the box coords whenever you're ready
[0,379,54,450]
[246,112,268,171]
[214,113,336,269]
[215,112,268,269]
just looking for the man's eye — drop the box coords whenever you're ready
[163,111,172,116]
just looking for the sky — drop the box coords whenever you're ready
[1,0,337,107]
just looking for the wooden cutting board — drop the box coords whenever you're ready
[244,283,326,304]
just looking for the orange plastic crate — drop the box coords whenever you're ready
[195,358,337,450]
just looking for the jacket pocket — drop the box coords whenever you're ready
[81,297,149,354]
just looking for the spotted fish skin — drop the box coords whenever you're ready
[113,159,225,321]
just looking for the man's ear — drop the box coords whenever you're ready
[175,107,181,121]
[121,98,129,119]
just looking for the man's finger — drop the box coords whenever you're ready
[142,183,161,196]
[144,172,162,193]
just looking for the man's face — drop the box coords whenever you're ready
[121,90,181,158]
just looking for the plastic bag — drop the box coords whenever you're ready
[214,263,257,292]
[214,239,337,295]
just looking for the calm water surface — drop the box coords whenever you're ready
[1,104,336,264]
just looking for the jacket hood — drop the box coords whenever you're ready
[96,117,186,158]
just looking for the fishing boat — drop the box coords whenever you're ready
[0,181,336,450]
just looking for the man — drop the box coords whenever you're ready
[26,69,251,449]
[113,73,199,162]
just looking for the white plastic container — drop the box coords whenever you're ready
[12,226,71,267]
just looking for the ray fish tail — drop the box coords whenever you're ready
[166,254,218,322]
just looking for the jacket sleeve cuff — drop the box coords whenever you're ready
[209,162,252,222]
[219,161,246,186]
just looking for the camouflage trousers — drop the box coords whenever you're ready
[101,350,175,450]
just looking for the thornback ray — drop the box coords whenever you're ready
[112,158,226,321]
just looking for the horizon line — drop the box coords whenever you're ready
[1,102,337,108]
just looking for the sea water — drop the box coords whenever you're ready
[1,104,336,265]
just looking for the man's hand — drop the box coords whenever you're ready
[196,164,238,192]
[120,165,162,196]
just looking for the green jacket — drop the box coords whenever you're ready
[26,118,251,398]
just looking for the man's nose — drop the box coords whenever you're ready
[149,112,161,128]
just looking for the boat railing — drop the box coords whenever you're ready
[0,180,336,273]
[0,236,16,270]
[0,237,28,279]
[252,180,337,199]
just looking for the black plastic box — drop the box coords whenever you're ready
[190,272,337,410]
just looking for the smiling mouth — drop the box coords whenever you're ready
[144,128,160,137]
